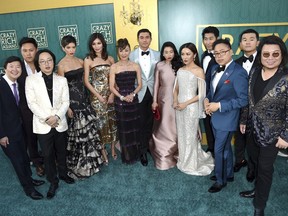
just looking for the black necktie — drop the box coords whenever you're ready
[243,55,254,63]
[141,51,150,56]
[216,65,226,73]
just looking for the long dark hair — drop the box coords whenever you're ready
[179,42,200,67]
[87,33,108,60]
[160,41,182,75]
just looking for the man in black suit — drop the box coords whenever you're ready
[18,37,45,177]
[234,29,259,182]
[200,26,219,155]
[0,56,44,200]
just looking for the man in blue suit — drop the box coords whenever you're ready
[129,28,160,166]
[204,39,248,193]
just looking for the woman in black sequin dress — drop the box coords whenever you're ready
[109,38,142,164]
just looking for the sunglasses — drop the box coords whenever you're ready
[262,52,280,58]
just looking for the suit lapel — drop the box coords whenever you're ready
[214,62,235,95]
[147,50,156,78]
[0,78,18,107]
[261,67,286,100]
[249,67,259,105]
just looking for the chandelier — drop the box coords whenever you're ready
[120,0,144,26]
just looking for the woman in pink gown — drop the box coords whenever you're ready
[150,42,182,170]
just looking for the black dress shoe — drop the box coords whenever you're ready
[254,208,264,216]
[208,182,226,193]
[59,176,75,184]
[47,183,58,199]
[32,179,45,186]
[234,159,247,172]
[209,175,234,182]
[140,153,148,166]
[35,165,45,177]
[239,189,255,198]
[26,189,43,200]
[246,169,255,182]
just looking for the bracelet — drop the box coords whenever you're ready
[55,115,60,120]
[120,95,124,101]
[131,92,136,97]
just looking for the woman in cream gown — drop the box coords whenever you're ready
[173,42,214,176]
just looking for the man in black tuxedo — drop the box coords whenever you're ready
[18,37,45,177]
[200,26,219,155]
[234,29,259,182]
[0,56,44,200]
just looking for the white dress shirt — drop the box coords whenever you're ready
[138,48,151,79]
[242,51,257,74]
[203,51,213,73]
[24,60,37,76]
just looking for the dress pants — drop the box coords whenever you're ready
[1,138,34,193]
[248,136,278,210]
[203,115,214,150]
[21,109,42,166]
[37,128,68,184]
[138,88,153,155]
[234,129,246,163]
[212,128,234,185]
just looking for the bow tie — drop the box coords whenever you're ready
[216,65,226,73]
[243,55,254,63]
[141,51,150,56]
[204,51,214,58]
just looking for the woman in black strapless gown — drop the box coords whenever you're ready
[109,38,142,164]
[58,35,104,179]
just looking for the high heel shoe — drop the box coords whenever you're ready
[104,160,109,166]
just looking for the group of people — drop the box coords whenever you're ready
[0,27,287,216]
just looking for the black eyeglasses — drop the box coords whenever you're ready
[213,49,230,58]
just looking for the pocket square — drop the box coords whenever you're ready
[224,80,230,84]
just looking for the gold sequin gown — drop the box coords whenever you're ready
[89,64,118,144]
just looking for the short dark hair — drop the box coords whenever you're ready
[116,38,130,51]
[137,28,152,38]
[239,29,259,42]
[179,42,200,67]
[19,37,38,49]
[87,33,108,60]
[61,35,77,47]
[4,56,21,69]
[202,26,219,39]
[212,39,232,50]
[256,35,288,68]
[34,49,56,72]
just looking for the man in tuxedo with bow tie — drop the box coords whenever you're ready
[234,29,260,181]
[204,39,248,193]
[129,29,160,166]
[0,56,44,200]
[201,26,220,155]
